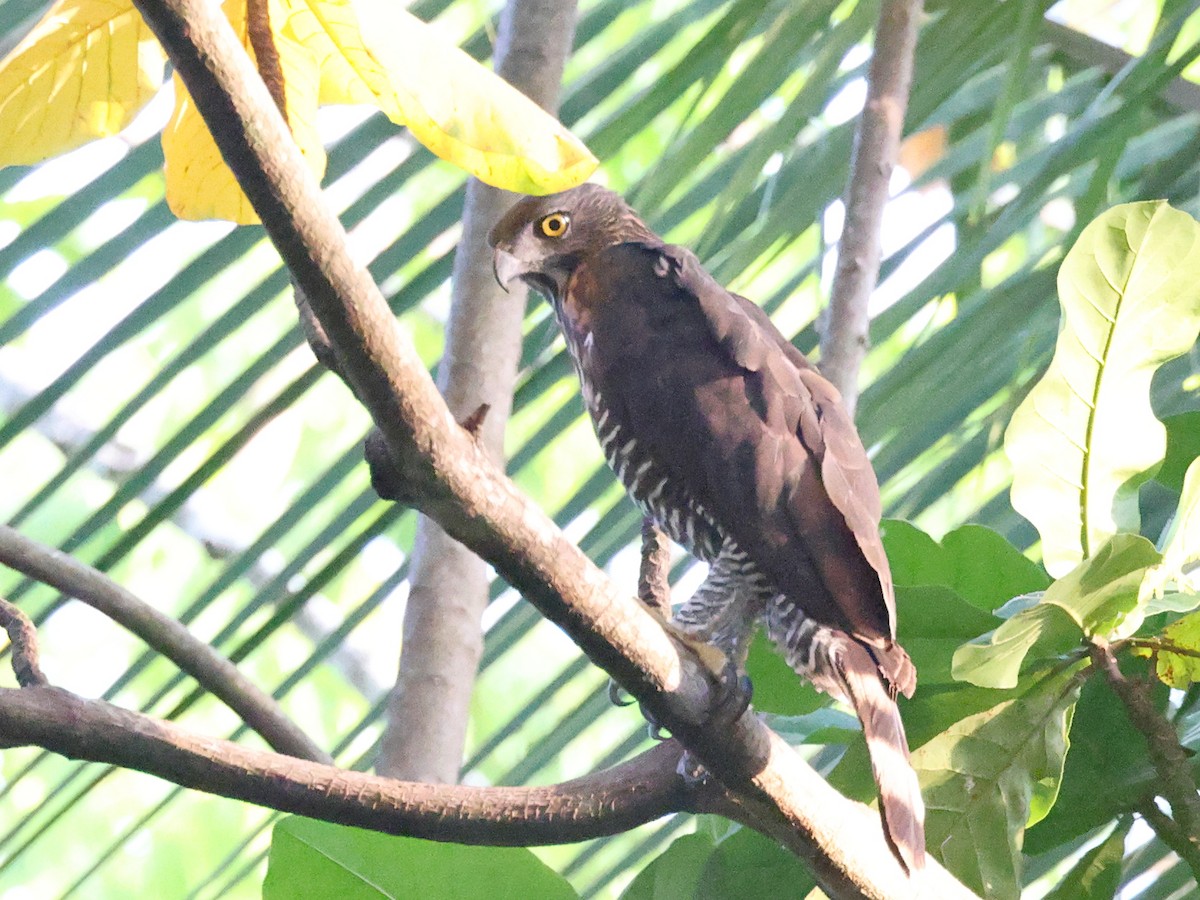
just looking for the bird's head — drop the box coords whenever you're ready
[488,183,654,302]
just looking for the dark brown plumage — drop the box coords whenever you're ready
[489,183,925,873]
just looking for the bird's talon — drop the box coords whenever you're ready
[709,660,753,726]
[607,679,635,708]
[647,719,671,741]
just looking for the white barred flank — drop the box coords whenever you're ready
[585,388,723,561]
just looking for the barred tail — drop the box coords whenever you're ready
[837,641,926,874]
[766,599,926,873]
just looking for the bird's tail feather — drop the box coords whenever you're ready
[765,601,926,873]
[837,641,927,874]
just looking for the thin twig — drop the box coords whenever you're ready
[1091,641,1200,854]
[0,525,329,763]
[0,597,46,687]
[1125,637,1200,662]
[819,0,923,417]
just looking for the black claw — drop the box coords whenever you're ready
[647,718,671,741]
[607,679,635,707]
[710,661,753,725]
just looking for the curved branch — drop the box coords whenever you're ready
[0,525,329,764]
[819,0,923,416]
[0,684,689,844]
[0,596,46,687]
[122,0,973,895]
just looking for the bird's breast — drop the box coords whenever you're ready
[585,383,723,562]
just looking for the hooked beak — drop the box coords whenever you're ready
[492,247,528,293]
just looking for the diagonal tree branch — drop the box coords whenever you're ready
[1137,798,1200,879]
[113,0,974,894]
[819,0,923,417]
[0,524,329,763]
[1092,641,1200,868]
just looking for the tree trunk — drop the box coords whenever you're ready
[375,0,580,781]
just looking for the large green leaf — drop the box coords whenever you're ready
[882,520,1050,612]
[914,670,1082,899]
[1142,456,1200,603]
[619,827,815,900]
[953,534,1161,688]
[1157,412,1200,493]
[1025,664,1162,855]
[1043,818,1131,900]
[263,817,576,899]
[1005,201,1200,577]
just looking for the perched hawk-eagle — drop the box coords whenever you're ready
[489,183,925,872]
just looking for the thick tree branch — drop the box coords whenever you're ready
[0,684,694,844]
[0,525,329,763]
[122,0,974,894]
[819,0,922,417]
[1091,642,1200,855]
[378,0,580,783]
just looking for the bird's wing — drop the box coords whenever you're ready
[588,242,896,640]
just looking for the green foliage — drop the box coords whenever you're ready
[1043,819,1131,900]
[1005,201,1200,578]
[1139,610,1200,687]
[1146,456,1200,601]
[953,535,1161,689]
[914,670,1081,900]
[1158,412,1200,493]
[619,828,815,900]
[883,520,1050,613]
[263,818,575,900]
[929,200,1200,895]
[1025,672,1160,855]
[2,1,1200,898]
[744,631,824,715]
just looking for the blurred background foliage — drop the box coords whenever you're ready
[0,0,1199,896]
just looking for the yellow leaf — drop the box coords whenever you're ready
[278,0,596,194]
[274,0,385,108]
[1135,610,1200,688]
[163,0,325,223]
[0,0,165,164]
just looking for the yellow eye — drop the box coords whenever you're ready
[540,213,569,238]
